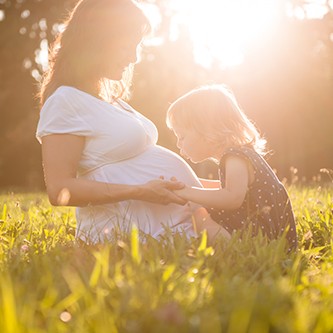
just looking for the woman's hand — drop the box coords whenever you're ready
[173,185,192,201]
[138,179,188,205]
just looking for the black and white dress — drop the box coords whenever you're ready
[208,146,297,251]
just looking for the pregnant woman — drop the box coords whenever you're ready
[36,0,201,243]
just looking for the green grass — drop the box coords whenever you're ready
[0,184,332,333]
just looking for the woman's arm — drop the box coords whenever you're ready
[41,134,187,207]
[175,156,249,210]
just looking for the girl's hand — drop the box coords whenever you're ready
[139,179,187,205]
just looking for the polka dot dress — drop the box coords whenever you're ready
[208,146,298,251]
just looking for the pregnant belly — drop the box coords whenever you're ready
[82,145,202,187]
[76,145,201,242]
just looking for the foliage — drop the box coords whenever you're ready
[0,0,333,188]
[0,0,76,188]
[0,184,332,332]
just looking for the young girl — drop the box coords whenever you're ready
[166,85,297,251]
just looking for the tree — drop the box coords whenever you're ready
[0,0,332,189]
[0,0,76,188]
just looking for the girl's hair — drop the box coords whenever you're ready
[38,0,150,106]
[166,84,266,155]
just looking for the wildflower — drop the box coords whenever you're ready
[20,244,29,252]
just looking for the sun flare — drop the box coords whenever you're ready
[166,0,281,68]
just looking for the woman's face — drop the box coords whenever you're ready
[100,30,143,80]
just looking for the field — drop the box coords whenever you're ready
[0,183,332,333]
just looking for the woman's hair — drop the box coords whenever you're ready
[166,84,266,155]
[38,0,150,105]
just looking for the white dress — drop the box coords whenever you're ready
[36,86,201,243]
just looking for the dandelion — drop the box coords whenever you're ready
[60,311,72,323]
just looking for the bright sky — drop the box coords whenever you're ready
[161,0,333,68]
[5,0,331,76]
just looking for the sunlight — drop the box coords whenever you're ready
[148,0,331,69]
[304,2,329,19]
[167,0,280,69]
[36,38,49,72]
[287,0,330,19]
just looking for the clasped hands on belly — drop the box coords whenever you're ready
[136,178,187,205]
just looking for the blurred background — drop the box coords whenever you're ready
[0,0,332,190]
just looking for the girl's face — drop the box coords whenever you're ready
[173,124,216,163]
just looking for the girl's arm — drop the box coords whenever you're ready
[175,156,249,210]
[199,178,221,188]
[41,134,187,207]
